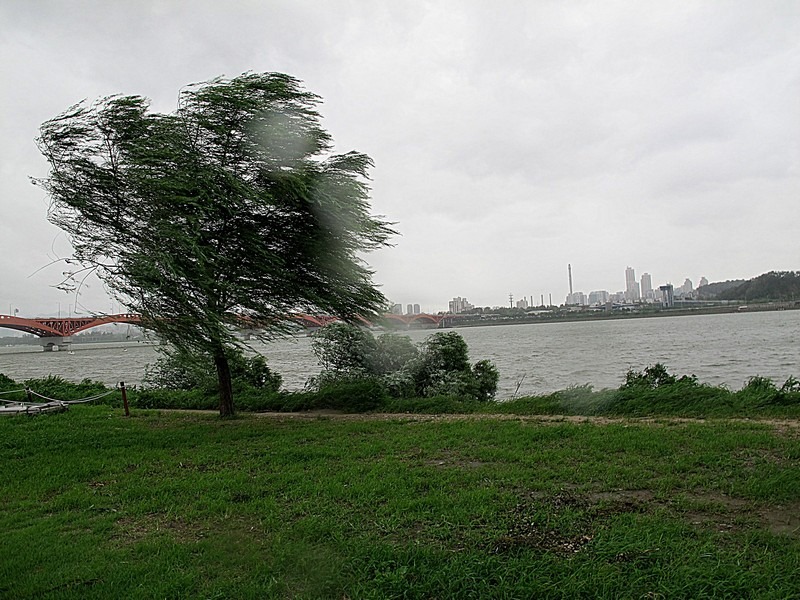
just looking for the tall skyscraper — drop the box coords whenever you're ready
[625,267,640,302]
[641,273,653,300]
[659,284,674,308]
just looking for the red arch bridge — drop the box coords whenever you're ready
[0,312,446,351]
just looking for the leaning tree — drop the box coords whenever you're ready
[35,73,394,416]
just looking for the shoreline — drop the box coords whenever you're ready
[428,302,799,330]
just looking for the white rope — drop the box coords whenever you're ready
[0,388,26,396]
[63,389,117,404]
[28,388,117,404]
[27,390,64,403]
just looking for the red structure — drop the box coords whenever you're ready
[381,313,443,327]
[0,313,142,338]
[291,314,344,328]
[0,311,444,342]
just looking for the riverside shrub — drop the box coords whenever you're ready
[143,347,282,394]
[310,325,499,402]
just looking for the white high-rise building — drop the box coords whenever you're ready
[588,290,610,305]
[566,291,587,305]
[448,297,473,314]
[640,273,654,301]
[625,266,641,302]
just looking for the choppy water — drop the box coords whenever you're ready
[1,310,798,399]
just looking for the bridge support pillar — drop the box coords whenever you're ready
[40,337,73,352]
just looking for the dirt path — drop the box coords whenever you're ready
[244,410,800,430]
[149,408,800,433]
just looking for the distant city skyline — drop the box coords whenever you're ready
[393,264,709,313]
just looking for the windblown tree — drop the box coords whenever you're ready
[35,73,394,416]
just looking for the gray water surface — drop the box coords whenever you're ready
[1,310,798,399]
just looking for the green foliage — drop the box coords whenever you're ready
[0,373,18,393]
[311,322,379,376]
[36,72,394,416]
[736,375,800,407]
[311,325,499,403]
[144,347,282,393]
[313,378,389,412]
[137,347,283,412]
[621,363,680,389]
[716,270,800,302]
[373,333,419,375]
[470,359,500,402]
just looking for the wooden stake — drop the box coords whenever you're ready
[120,381,130,417]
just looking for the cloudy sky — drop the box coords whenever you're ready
[2,1,798,317]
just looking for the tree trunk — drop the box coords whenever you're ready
[214,351,235,417]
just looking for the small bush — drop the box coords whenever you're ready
[736,375,800,407]
[606,364,732,416]
[622,363,678,389]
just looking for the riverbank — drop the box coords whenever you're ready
[433,301,800,330]
[1,406,797,598]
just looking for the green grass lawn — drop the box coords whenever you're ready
[1,407,798,599]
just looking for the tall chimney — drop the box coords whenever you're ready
[568,264,574,296]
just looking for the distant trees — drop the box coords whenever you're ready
[715,271,800,302]
[36,73,394,416]
[695,279,746,300]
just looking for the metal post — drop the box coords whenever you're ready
[120,382,130,417]
[25,386,33,403]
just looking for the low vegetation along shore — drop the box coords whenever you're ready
[2,361,799,420]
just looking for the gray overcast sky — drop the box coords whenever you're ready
[2,1,799,317]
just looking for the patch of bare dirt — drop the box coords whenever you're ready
[758,506,800,536]
[503,488,800,544]
[113,513,209,544]
[425,449,493,469]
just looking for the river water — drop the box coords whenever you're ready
[1,310,798,399]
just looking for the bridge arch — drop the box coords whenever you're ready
[0,314,143,338]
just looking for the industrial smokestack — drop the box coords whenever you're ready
[568,264,573,296]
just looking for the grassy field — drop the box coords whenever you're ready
[1,407,799,599]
